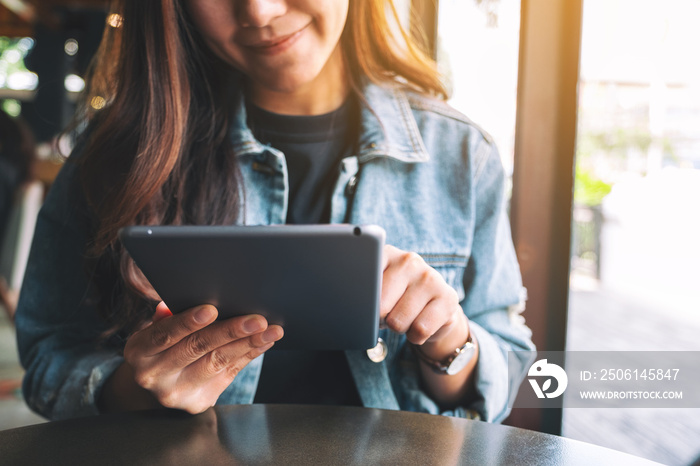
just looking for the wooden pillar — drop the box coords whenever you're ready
[507,0,583,434]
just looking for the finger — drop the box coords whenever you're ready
[133,301,173,334]
[379,261,412,320]
[384,281,433,335]
[165,315,272,371]
[382,244,401,270]
[248,324,284,347]
[183,327,283,384]
[379,251,426,320]
[133,304,218,356]
[405,298,450,345]
[168,340,279,414]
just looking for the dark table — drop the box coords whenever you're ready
[0,404,661,465]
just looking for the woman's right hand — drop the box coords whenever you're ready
[101,302,283,414]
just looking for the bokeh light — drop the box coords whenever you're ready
[107,14,123,28]
[90,95,106,110]
[64,39,79,56]
[64,74,85,92]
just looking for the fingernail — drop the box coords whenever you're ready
[194,306,215,324]
[243,317,264,334]
[261,328,279,343]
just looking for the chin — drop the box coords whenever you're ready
[257,67,324,94]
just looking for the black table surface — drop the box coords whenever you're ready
[0,404,661,465]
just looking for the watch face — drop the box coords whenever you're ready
[445,344,476,376]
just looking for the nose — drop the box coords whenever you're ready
[236,0,287,28]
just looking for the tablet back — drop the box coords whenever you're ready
[119,225,384,350]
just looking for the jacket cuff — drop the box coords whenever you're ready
[466,320,512,422]
[50,351,124,420]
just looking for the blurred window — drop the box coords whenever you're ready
[565,1,700,464]
[0,37,36,92]
[437,0,521,176]
[0,36,36,118]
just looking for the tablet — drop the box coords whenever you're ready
[119,224,385,351]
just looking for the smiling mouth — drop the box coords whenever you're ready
[245,24,310,56]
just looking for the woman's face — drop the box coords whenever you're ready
[185,0,349,105]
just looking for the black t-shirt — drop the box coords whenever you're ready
[247,99,357,224]
[247,99,362,406]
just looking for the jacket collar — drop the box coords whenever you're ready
[229,79,430,164]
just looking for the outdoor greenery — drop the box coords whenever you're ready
[1,99,21,117]
[574,128,677,206]
[574,169,612,207]
[0,36,34,89]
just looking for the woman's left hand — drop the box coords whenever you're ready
[379,245,469,356]
[380,245,470,363]
[381,245,476,405]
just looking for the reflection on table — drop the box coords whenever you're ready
[0,404,661,465]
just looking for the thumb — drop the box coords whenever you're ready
[133,302,173,335]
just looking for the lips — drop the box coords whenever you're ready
[242,23,310,56]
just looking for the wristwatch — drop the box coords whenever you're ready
[412,333,476,376]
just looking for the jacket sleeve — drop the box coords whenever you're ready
[392,136,535,422]
[15,158,124,420]
[457,139,536,421]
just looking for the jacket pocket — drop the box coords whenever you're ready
[418,253,467,302]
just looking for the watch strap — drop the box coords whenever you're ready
[411,333,474,375]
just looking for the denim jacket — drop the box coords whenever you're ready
[16,82,534,422]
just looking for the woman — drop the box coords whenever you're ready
[16,0,534,421]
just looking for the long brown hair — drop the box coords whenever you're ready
[79,0,446,336]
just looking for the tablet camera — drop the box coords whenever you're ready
[353,226,361,237]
